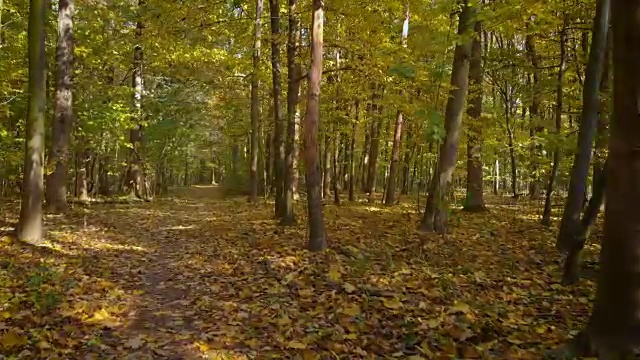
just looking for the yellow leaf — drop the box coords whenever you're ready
[343,282,357,293]
[341,304,361,316]
[195,341,209,352]
[287,340,307,349]
[344,333,358,340]
[133,290,145,296]
[328,266,342,282]
[383,298,403,309]
[86,308,120,328]
[0,331,27,349]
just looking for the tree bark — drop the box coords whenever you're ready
[562,159,606,285]
[282,0,301,224]
[269,0,285,218]
[418,0,475,233]
[249,0,264,203]
[303,0,326,252]
[526,31,543,199]
[18,0,46,243]
[587,1,640,353]
[557,0,610,252]
[348,101,357,201]
[384,110,403,205]
[126,0,146,200]
[322,130,331,199]
[541,17,567,226]
[463,19,485,212]
[46,0,74,213]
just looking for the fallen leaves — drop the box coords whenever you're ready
[0,191,599,358]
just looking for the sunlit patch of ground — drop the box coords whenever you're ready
[0,189,600,359]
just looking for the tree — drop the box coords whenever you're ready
[586,1,640,355]
[269,0,285,218]
[18,0,46,243]
[46,0,74,213]
[126,0,147,199]
[282,0,301,225]
[418,0,475,233]
[384,3,410,206]
[556,0,610,271]
[541,16,567,226]
[462,18,485,212]
[249,0,264,203]
[304,0,326,252]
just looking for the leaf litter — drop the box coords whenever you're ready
[0,188,599,359]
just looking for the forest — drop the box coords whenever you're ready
[1,0,639,358]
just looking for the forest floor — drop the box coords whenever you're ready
[0,186,600,359]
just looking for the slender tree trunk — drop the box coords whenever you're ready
[587,1,640,354]
[125,0,146,200]
[504,98,518,198]
[557,0,610,252]
[526,31,543,199]
[493,159,500,195]
[367,110,382,203]
[18,0,46,243]
[541,18,567,226]
[463,19,485,212]
[360,125,370,192]
[46,0,74,213]
[249,0,264,203]
[348,102,357,201]
[332,132,341,205]
[562,159,606,285]
[593,30,612,194]
[76,149,90,202]
[322,130,331,199]
[269,0,285,217]
[282,0,300,224]
[303,0,326,252]
[418,0,475,233]
[384,109,403,205]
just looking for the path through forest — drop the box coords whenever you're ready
[0,188,599,359]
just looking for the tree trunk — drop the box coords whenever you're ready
[587,1,640,353]
[348,102,357,201]
[76,149,90,202]
[557,0,610,252]
[282,0,300,225]
[384,110,403,205]
[418,0,474,233]
[269,0,285,218]
[303,0,326,252]
[125,0,146,200]
[332,132,341,205]
[493,159,500,195]
[360,125,370,192]
[505,99,518,198]
[249,0,263,203]
[18,0,46,243]
[526,31,543,199]
[367,112,382,203]
[463,19,485,212]
[322,131,331,199]
[541,18,567,226]
[46,0,74,213]
[562,159,606,285]
[593,30,612,194]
